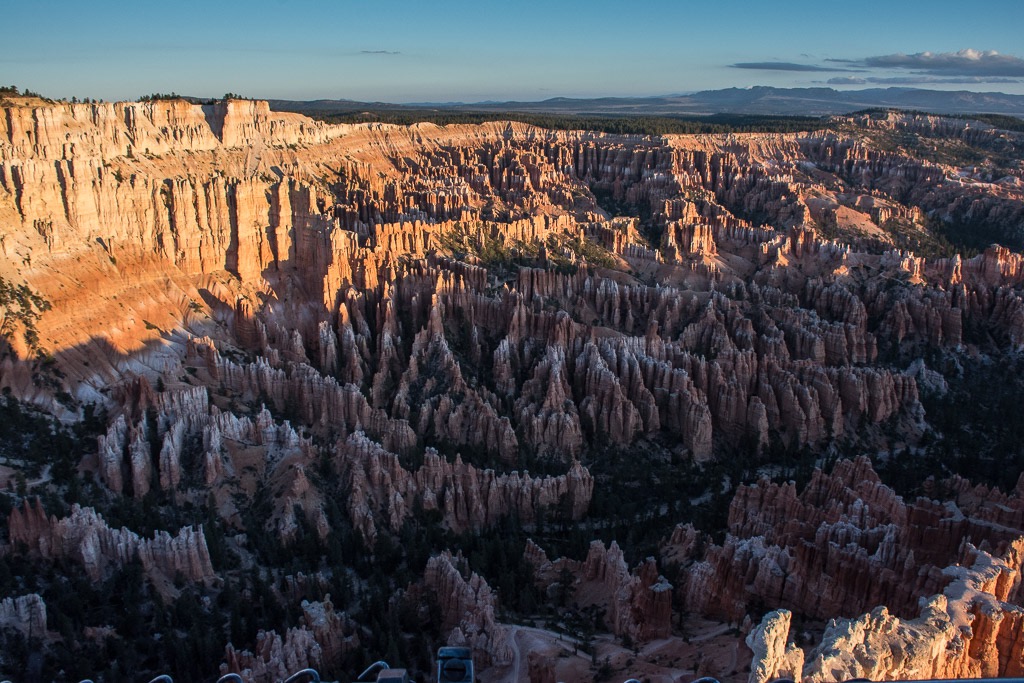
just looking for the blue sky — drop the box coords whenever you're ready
[4,0,1024,102]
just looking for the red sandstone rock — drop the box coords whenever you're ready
[423,551,513,667]
[0,593,47,638]
[220,598,359,683]
[533,540,672,644]
[340,432,593,542]
[668,456,1024,627]
[3,99,1024,682]
[8,498,214,584]
[747,609,803,683]
[749,538,1024,682]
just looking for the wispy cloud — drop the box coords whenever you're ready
[750,49,1024,88]
[731,61,857,72]
[829,74,1022,86]
[854,49,1024,77]
[361,50,401,56]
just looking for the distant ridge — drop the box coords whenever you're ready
[270,86,1024,117]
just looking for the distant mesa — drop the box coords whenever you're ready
[271,85,1024,117]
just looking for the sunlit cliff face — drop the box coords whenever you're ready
[3,101,1023,443]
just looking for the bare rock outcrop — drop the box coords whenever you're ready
[423,551,513,667]
[7,498,214,584]
[580,541,673,642]
[340,432,593,543]
[529,540,672,644]
[89,380,330,541]
[666,456,1019,622]
[221,598,359,683]
[747,609,804,683]
[750,538,1024,682]
[527,651,557,683]
[513,344,585,459]
[0,593,47,637]
[222,628,323,683]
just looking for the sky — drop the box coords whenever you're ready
[4,0,1024,103]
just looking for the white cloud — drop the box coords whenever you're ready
[862,49,1024,77]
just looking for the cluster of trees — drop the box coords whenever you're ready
[300,108,831,136]
[139,92,185,102]
[900,353,1024,494]
[307,104,1019,138]
[0,390,103,491]
[854,108,1024,133]
[811,215,977,261]
[139,93,251,104]
[0,85,44,98]
[0,277,50,358]
[961,113,1024,133]
[435,222,618,284]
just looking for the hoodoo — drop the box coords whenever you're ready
[1,94,1023,681]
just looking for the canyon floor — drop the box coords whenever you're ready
[0,96,1023,682]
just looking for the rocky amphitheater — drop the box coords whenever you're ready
[0,96,1023,682]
